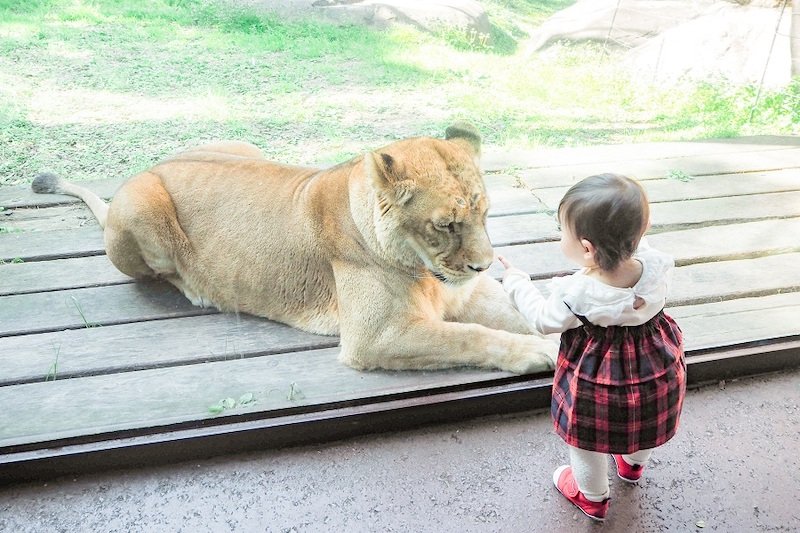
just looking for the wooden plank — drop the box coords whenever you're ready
[0,205,101,233]
[0,282,214,337]
[669,292,800,351]
[493,253,800,307]
[0,348,518,449]
[532,168,800,209]
[489,211,800,253]
[486,212,559,246]
[649,219,800,264]
[488,219,800,279]
[0,228,104,262]
[650,191,800,230]
[668,254,800,306]
[0,255,131,296]
[501,186,800,245]
[0,314,336,387]
[483,174,547,216]
[517,148,800,188]
[483,135,800,172]
[0,179,123,210]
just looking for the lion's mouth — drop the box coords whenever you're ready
[431,267,476,285]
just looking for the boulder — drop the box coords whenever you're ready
[311,0,490,34]
[527,0,790,87]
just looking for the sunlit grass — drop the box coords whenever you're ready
[0,0,797,186]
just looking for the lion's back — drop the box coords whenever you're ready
[139,154,342,334]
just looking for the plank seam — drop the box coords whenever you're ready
[670,286,800,307]
[0,342,342,388]
[0,310,218,339]
[0,279,132,298]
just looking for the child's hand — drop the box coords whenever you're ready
[497,255,513,270]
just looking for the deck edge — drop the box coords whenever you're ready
[2,336,798,485]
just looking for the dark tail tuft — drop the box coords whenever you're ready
[32,172,63,194]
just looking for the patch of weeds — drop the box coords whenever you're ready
[45,344,60,382]
[0,0,54,16]
[666,169,694,182]
[0,227,23,234]
[431,22,518,56]
[0,257,24,265]
[286,381,304,401]
[208,391,256,415]
[70,296,99,328]
[435,25,492,52]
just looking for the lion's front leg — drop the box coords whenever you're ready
[333,264,556,374]
[345,320,557,374]
[449,274,538,335]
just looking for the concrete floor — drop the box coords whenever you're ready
[1,368,798,533]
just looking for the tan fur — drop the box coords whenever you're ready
[35,126,557,373]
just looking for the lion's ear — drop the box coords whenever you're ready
[445,122,481,158]
[366,152,415,205]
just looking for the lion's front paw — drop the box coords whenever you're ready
[503,337,558,374]
[542,339,558,368]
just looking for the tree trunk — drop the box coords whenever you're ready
[792,0,800,76]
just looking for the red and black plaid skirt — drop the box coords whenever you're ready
[551,310,686,454]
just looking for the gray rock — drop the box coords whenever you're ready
[312,0,490,34]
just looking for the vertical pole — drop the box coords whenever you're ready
[791,0,800,76]
[602,0,623,57]
[750,0,789,122]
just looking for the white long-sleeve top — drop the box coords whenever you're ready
[502,240,674,335]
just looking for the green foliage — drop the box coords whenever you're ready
[0,0,54,14]
[666,169,694,182]
[45,345,60,382]
[208,393,254,415]
[0,0,796,187]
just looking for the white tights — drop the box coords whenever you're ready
[568,445,654,501]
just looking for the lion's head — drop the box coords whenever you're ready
[365,123,494,284]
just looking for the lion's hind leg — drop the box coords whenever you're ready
[105,171,212,308]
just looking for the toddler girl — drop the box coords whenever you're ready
[499,173,685,521]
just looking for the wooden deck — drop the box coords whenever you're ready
[2,136,800,483]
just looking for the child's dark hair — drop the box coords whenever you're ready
[557,173,650,271]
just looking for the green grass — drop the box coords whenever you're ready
[0,0,797,186]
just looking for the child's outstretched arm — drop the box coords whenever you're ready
[497,255,579,334]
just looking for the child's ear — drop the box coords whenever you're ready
[580,238,596,262]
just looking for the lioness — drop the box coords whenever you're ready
[32,123,556,373]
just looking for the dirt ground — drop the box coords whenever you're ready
[1,368,798,532]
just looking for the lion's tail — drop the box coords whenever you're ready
[32,172,109,229]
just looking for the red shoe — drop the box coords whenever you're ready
[552,465,610,521]
[613,454,645,483]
